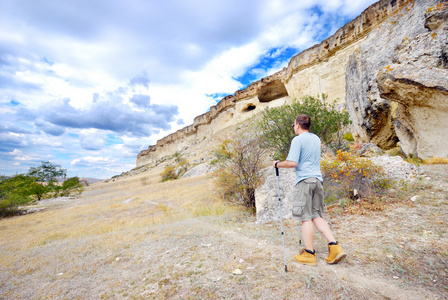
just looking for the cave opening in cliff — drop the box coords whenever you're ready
[243,104,256,112]
[258,80,289,102]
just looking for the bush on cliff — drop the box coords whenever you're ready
[160,152,190,182]
[211,129,268,211]
[257,94,350,160]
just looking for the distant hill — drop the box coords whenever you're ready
[54,177,104,184]
[79,177,104,184]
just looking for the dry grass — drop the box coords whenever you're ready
[423,156,448,164]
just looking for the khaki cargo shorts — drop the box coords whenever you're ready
[291,178,324,222]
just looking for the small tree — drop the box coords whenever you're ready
[27,161,67,199]
[28,161,67,183]
[211,129,268,210]
[257,95,350,160]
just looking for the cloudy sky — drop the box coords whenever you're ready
[0,0,377,179]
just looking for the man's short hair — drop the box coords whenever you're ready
[295,114,311,130]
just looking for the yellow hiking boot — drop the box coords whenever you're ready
[326,242,347,264]
[294,248,317,266]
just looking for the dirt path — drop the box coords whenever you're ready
[0,165,447,299]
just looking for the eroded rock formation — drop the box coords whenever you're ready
[346,0,447,156]
[376,2,448,158]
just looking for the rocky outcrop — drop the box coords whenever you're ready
[286,0,412,81]
[355,143,384,157]
[138,0,447,166]
[345,0,447,157]
[255,168,294,224]
[376,2,448,158]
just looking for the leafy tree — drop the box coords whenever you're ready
[28,161,67,183]
[257,95,350,160]
[211,128,268,211]
[28,180,49,201]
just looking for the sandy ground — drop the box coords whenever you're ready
[0,163,447,299]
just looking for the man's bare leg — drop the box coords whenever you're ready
[301,220,315,251]
[312,217,336,243]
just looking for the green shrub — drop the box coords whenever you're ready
[0,194,29,218]
[62,177,81,190]
[0,175,38,217]
[60,177,83,196]
[257,94,350,160]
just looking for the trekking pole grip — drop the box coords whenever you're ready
[275,161,279,176]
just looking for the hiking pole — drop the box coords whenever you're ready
[275,166,288,273]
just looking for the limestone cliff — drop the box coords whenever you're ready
[137,0,447,167]
[346,0,447,153]
[376,2,448,158]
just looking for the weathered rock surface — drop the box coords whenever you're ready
[346,0,447,159]
[376,2,448,159]
[182,163,212,178]
[356,143,384,157]
[255,168,294,224]
[346,0,442,150]
[370,155,422,180]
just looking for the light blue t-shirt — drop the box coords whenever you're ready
[286,132,323,185]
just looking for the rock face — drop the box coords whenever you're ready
[376,3,448,159]
[137,0,447,167]
[346,0,447,158]
[255,168,295,224]
[355,143,384,157]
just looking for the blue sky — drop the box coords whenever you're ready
[0,0,377,179]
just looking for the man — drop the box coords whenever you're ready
[273,114,346,266]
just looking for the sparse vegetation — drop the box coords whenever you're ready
[0,155,447,299]
[160,152,190,182]
[423,156,448,164]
